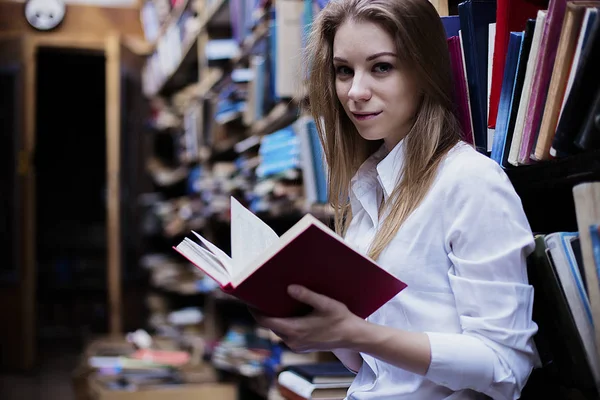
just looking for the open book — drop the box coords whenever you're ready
[173,197,407,318]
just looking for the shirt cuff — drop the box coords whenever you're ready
[424,331,496,393]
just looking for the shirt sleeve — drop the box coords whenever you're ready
[423,157,539,400]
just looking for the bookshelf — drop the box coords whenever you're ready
[131,0,600,399]
[134,1,336,398]
[444,0,600,398]
[505,149,600,234]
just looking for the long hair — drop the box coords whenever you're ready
[305,0,462,261]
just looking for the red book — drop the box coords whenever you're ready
[488,0,547,129]
[519,0,569,164]
[448,35,475,146]
[129,349,191,366]
[173,197,407,318]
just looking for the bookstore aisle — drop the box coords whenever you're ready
[1,0,600,399]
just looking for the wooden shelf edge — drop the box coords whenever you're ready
[249,102,299,137]
[149,0,193,52]
[232,22,269,65]
[152,34,199,97]
[147,0,228,97]
[505,149,600,189]
[197,68,225,98]
[199,0,228,32]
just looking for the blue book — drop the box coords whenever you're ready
[307,120,328,203]
[491,32,523,164]
[500,19,537,167]
[458,0,497,154]
[268,9,279,104]
[441,16,461,38]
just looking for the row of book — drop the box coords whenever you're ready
[140,0,183,43]
[526,182,600,396]
[221,0,331,127]
[445,0,599,169]
[146,100,328,229]
[141,0,228,96]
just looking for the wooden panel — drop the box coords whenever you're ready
[0,34,23,63]
[0,35,36,372]
[22,34,36,371]
[105,34,145,336]
[0,1,144,38]
[105,33,122,336]
[31,34,106,50]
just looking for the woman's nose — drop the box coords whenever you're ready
[348,74,371,102]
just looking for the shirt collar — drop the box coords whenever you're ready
[351,139,406,200]
[376,139,406,199]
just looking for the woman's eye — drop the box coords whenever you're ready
[373,63,392,73]
[335,66,353,76]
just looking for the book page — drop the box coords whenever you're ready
[175,239,230,286]
[192,231,234,274]
[230,196,279,277]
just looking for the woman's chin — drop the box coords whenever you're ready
[356,130,384,142]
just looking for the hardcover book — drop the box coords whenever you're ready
[173,197,407,318]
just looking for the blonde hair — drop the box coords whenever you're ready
[305,0,462,261]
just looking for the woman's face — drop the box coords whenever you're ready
[333,20,420,150]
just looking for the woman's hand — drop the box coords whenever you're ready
[251,284,367,353]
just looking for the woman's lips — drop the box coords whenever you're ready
[352,111,382,121]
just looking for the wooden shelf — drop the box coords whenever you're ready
[505,149,600,234]
[150,0,193,52]
[249,102,299,137]
[232,22,269,65]
[152,0,229,97]
[196,68,225,98]
[505,149,600,190]
[154,36,200,97]
[198,0,229,32]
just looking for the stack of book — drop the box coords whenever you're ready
[277,362,355,400]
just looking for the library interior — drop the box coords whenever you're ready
[0,0,599,399]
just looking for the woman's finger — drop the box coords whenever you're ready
[288,285,338,311]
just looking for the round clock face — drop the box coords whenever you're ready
[24,0,66,31]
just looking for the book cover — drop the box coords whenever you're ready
[488,0,547,130]
[518,0,568,164]
[527,235,597,391]
[533,2,600,161]
[573,182,600,378]
[552,8,600,155]
[557,7,598,120]
[458,0,497,153]
[490,31,523,165]
[590,224,600,276]
[500,19,537,168]
[284,361,355,384]
[448,35,475,146]
[545,232,600,390]
[508,11,547,166]
[441,15,461,38]
[173,197,407,318]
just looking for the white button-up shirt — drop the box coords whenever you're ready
[344,139,539,400]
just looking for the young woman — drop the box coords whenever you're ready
[253,0,539,399]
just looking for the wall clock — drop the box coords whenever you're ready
[24,0,66,31]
